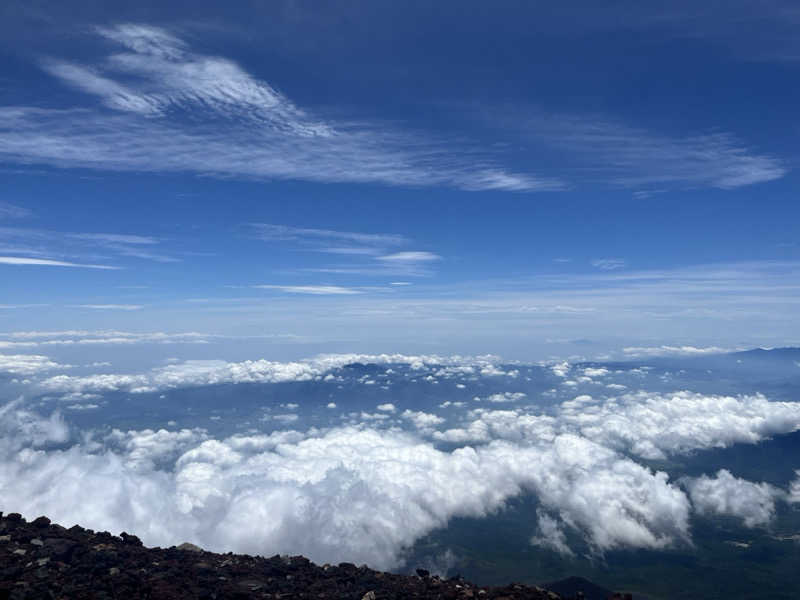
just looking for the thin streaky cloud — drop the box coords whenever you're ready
[379,251,441,262]
[499,110,786,190]
[0,202,32,219]
[0,25,560,193]
[0,256,119,269]
[249,224,407,247]
[0,304,50,309]
[254,285,364,295]
[317,247,383,256]
[591,258,627,271]
[66,233,160,245]
[0,226,178,264]
[74,304,144,310]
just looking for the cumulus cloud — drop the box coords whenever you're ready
[484,392,527,403]
[0,404,692,569]
[684,470,784,527]
[37,353,508,394]
[0,354,68,375]
[401,409,445,432]
[557,391,800,460]
[5,353,800,567]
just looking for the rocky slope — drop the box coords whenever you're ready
[0,512,629,600]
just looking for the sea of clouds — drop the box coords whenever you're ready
[2,346,800,570]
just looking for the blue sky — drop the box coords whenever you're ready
[1,1,799,360]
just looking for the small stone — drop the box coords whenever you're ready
[31,538,43,546]
[13,549,27,556]
[361,592,376,600]
[109,567,120,576]
[177,542,203,553]
[6,513,22,522]
[416,568,430,578]
[0,535,10,542]
[37,558,50,566]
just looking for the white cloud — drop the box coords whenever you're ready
[684,470,784,527]
[401,409,445,431]
[0,225,177,264]
[249,224,406,247]
[253,285,364,295]
[530,509,573,556]
[0,406,691,569]
[557,391,800,460]
[550,362,570,377]
[583,367,609,377]
[0,26,558,192]
[591,258,626,271]
[0,330,217,349]
[7,358,800,567]
[0,202,31,219]
[0,354,68,375]
[622,345,731,358]
[378,252,441,262]
[0,256,118,269]
[513,113,785,190]
[376,403,396,413]
[75,304,144,311]
[485,392,527,403]
[788,471,800,504]
[38,353,507,394]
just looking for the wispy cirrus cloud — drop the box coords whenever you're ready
[0,226,177,266]
[0,256,118,269]
[591,258,627,270]
[74,304,144,311]
[532,116,787,189]
[250,223,442,279]
[500,111,786,190]
[0,25,560,193]
[0,202,31,219]
[253,285,364,296]
[378,251,441,263]
[248,224,407,247]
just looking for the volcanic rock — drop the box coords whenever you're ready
[0,512,627,600]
